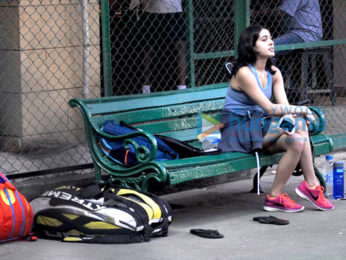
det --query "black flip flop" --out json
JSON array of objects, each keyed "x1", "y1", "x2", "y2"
[
  {"x1": 190, "y1": 229, "x2": 224, "y2": 239},
  {"x1": 253, "y1": 216, "x2": 289, "y2": 225}
]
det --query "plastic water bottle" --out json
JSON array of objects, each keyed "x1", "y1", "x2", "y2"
[
  {"x1": 201, "y1": 134, "x2": 220, "y2": 151},
  {"x1": 324, "y1": 155, "x2": 333, "y2": 197},
  {"x1": 333, "y1": 161, "x2": 344, "y2": 200}
]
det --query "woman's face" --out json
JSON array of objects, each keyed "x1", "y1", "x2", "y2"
[{"x1": 254, "y1": 29, "x2": 275, "y2": 58}]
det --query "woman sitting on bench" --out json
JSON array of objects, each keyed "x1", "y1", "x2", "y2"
[{"x1": 218, "y1": 25, "x2": 334, "y2": 212}]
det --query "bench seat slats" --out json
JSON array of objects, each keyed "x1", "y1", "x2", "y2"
[
  {"x1": 166, "y1": 153, "x2": 283, "y2": 185},
  {"x1": 160, "y1": 134, "x2": 333, "y2": 185},
  {"x1": 69, "y1": 85, "x2": 333, "y2": 192}
]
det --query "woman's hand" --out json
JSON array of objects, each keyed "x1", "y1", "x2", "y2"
[
  {"x1": 291, "y1": 106, "x2": 315, "y2": 125},
  {"x1": 303, "y1": 107, "x2": 315, "y2": 126},
  {"x1": 282, "y1": 114, "x2": 295, "y2": 123},
  {"x1": 280, "y1": 114, "x2": 295, "y2": 135}
]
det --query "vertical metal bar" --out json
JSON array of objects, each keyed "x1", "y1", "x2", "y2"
[
  {"x1": 184, "y1": 0, "x2": 195, "y2": 88},
  {"x1": 301, "y1": 52, "x2": 309, "y2": 102},
  {"x1": 100, "y1": 0, "x2": 112, "y2": 97},
  {"x1": 81, "y1": 0, "x2": 90, "y2": 99},
  {"x1": 234, "y1": 0, "x2": 250, "y2": 57},
  {"x1": 322, "y1": 50, "x2": 336, "y2": 105}
]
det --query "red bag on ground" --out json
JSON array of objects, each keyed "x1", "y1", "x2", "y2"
[{"x1": 0, "y1": 171, "x2": 34, "y2": 242}]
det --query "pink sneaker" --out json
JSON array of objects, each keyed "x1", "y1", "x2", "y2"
[
  {"x1": 263, "y1": 193, "x2": 304, "y2": 212},
  {"x1": 295, "y1": 181, "x2": 334, "y2": 211}
]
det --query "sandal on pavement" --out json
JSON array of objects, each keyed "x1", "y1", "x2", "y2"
[
  {"x1": 253, "y1": 216, "x2": 289, "y2": 225},
  {"x1": 190, "y1": 229, "x2": 224, "y2": 239}
]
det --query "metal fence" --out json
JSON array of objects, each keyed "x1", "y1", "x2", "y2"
[
  {"x1": 104, "y1": 0, "x2": 346, "y2": 140},
  {"x1": 0, "y1": 0, "x2": 345, "y2": 178},
  {"x1": 0, "y1": 0, "x2": 101, "y2": 177}
]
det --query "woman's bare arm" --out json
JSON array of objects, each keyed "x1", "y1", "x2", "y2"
[{"x1": 234, "y1": 67, "x2": 312, "y2": 119}]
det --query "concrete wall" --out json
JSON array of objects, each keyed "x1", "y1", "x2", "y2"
[{"x1": 0, "y1": 0, "x2": 100, "y2": 152}]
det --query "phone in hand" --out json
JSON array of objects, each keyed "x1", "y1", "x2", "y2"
[{"x1": 278, "y1": 117, "x2": 295, "y2": 134}]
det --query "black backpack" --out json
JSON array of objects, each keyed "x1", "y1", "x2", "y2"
[{"x1": 30, "y1": 184, "x2": 172, "y2": 243}]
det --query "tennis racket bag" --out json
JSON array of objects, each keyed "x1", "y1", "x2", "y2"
[
  {"x1": 0, "y1": 171, "x2": 34, "y2": 243},
  {"x1": 30, "y1": 184, "x2": 172, "y2": 243}
]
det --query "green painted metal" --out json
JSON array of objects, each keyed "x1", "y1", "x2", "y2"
[
  {"x1": 275, "y1": 39, "x2": 346, "y2": 52},
  {"x1": 163, "y1": 133, "x2": 333, "y2": 185},
  {"x1": 83, "y1": 84, "x2": 228, "y2": 115},
  {"x1": 183, "y1": 0, "x2": 250, "y2": 87},
  {"x1": 69, "y1": 87, "x2": 333, "y2": 192},
  {"x1": 100, "y1": 0, "x2": 112, "y2": 97},
  {"x1": 308, "y1": 106, "x2": 326, "y2": 135},
  {"x1": 330, "y1": 133, "x2": 346, "y2": 150},
  {"x1": 234, "y1": 0, "x2": 250, "y2": 56},
  {"x1": 181, "y1": 1, "x2": 346, "y2": 78},
  {"x1": 194, "y1": 50, "x2": 236, "y2": 60},
  {"x1": 184, "y1": 0, "x2": 195, "y2": 89},
  {"x1": 195, "y1": 39, "x2": 346, "y2": 60}
]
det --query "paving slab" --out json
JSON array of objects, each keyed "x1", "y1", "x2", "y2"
[{"x1": 1, "y1": 152, "x2": 345, "y2": 260}]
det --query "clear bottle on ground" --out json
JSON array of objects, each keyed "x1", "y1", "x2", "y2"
[{"x1": 324, "y1": 155, "x2": 333, "y2": 197}]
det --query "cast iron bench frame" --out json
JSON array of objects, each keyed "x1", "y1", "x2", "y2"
[{"x1": 69, "y1": 83, "x2": 333, "y2": 192}]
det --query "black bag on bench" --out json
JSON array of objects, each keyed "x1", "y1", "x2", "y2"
[
  {"x1": 100, "y1": 121, "x2": 221, "y2": 166},
  {"x1": 154, "y1": 134, "x2": 222, "y2": 158},
  {"x1": 118, "y1": 121, "x2": 222, "y2": 158}
]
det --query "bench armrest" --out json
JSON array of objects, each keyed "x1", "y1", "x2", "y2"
[
  {"x1": 98, "y1": 128, "x2": 159, "y2": 164},
  {"x1": 69, "y1": 98, "x2": 158, "y2": 164},
  {"x1": 308, "y1": 106, "x2": 325, "y2": 135}
]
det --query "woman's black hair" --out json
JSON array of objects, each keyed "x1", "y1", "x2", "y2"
[{"x1": 231, "y1": 24, "x2": 276, "y2": 77}]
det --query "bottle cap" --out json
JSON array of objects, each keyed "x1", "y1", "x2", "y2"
[
  {"x1": 333, "y1": 161, "x2": 344, "y2": 167},
  {"x1": 325, "y1": 155, "x2": 333, "y2": 160}
]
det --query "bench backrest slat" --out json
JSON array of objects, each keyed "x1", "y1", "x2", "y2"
[
  {"x1": 92, "y1": 99, "x2": 224, "y2": 130},
  {"x1": 159, "y1": 128, "x2": 200, "y2": 142},
  {"x1": 71, "y1": 85, "x2": 228, "y2": 145},
  {"x1": 85, "y1": 85, "x2": 228, "y2": 115}
]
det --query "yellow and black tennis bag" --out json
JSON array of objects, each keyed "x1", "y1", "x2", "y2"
[{"x1": 30, "y1": 185, "x2": 172, "y2": 243}]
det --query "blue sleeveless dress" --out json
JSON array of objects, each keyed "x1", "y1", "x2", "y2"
[{"x1": 218, "y1": 65, "x2": 273, "y2": 153}]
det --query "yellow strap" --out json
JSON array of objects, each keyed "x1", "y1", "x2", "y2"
[
  {"x1": 117, "y1": 189, "x2": 162, "y2": 220},
  {"x1": 63, "y1": 237, "x2": 83, "y2": 242},
  {"x1": 84, "y1": 221, "x2": 120, "y2": 230}
]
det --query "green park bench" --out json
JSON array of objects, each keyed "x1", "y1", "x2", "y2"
[{"x1": 69, "y1": 83, "x2": 333, "y2": 192}]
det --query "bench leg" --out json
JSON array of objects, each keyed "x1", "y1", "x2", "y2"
[
  {"x1": 251, "y1": 164, "x2": 326, "y2": 195},
  {"x1": 102, "y1": 166, "x2": 168, "y2": 192},
  {"x1": 251, "y1": 166, "x2": 269, "y2": 193},
  {"x1": 94, "y1": 162, "x2": 104, "y2": 184},
  {"x1": 107, "y1": 175, "x2": 145, "y2": 191}
]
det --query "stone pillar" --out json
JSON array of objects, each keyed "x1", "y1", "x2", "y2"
[{"x1": 0, "y1": 0, "x2": 100, "y2": 152}]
